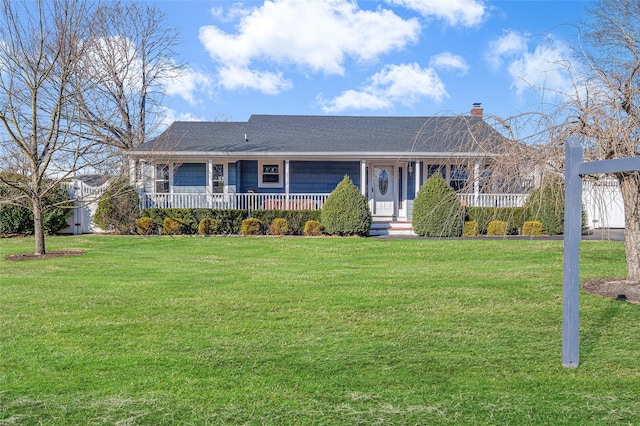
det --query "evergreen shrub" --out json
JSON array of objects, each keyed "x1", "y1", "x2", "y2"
[
  {"x1": 269, "y1": 218, "x2": 289, "y2": 235},
  {"x1": 198, "y1": 218, "x2": 221, "y2": 235},
  {"x1": 412, "y1": 174, "x2": 464, "y2": 237},
  {"x1": 463, "y1": 221, "x2": 478, "y2": 237},
  {"x1": 321, "y1": 176, "x2": 371, "y2": 236},
  {"x1": 241, "y1": 218, "x2": 263, "y2": 235},
  {"x1": 0, "y1": 178, "x2": 72, "y2": 235},
  {"x1": 303, "y1": 220, "x2": 322, "y2": 236},
  {"x1": 522, "y1": 221, "x2": 543, "y2": 236},
  {"x1": 141, "y1": 208, "x2": 247, "y2": 234},
  {"x1": 162, "y1": 217, "x2": 183, "y2": 235},
  {"x1": 94, "y1": 178, "x2": 140, "y2": 234},
  {"x1": 135, "y1": 217, "x2": 156, "y2": 235},
  {"x1": 466, "y1": 207, "x2": 525, "y2": 235},
  {"x1": 250, "y1": 210, "x2": 321, "y2": 235},
  {"x1": 524, "y1": 178, "x2": 565, "y2": 236},
  {"x1": 487, "y1": 220, "x2": 508, "y2": 236}
]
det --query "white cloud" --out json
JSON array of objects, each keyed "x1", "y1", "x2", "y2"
[
  {"x1": 429, "y1": 52, "x2": 469, "y2": 76},
  {"x1": 217, "y1": 65, "x2": 292, "y2": 94},
  {"x1": 199, "y1": 0, "x2": 420, "y2": 94},
  {"x1": 486, "y1": 30, "x2": 529, "y2": 68},
  {"x1": 387, "y1": 0, "x2": 487, "y2": 27},
  {"x1": 507, "y1": 40, "x2": 573, "y2": 97},
  {"x1": 318, "y1": 63, "x2": 448, "y2": 113},
  {"x1": 163, "y1": 67, "x2": 215, "y2": 105}
]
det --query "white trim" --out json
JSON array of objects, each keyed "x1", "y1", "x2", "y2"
[{"x1": 129, "y1": 151, "x2": 496, "y2": 160}]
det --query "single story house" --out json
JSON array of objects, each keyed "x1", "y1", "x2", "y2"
[{"x1": 126, "y1": 105, "x2": 521, "y2": 233}]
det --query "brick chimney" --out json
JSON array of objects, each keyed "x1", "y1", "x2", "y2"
[{"x1": 471, "y1": 102, "x2": 483, "y2": 118}]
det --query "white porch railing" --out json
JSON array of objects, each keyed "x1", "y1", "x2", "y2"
[
  {"x1": 139, "y1": 192, "x2": 529, "y2": 211},
  {"x1": 139, "y1": 192, "x2": 331, "y2": 211},
  {"x1": 459, "y1": 193, "x2": 529, "y2": 208}
]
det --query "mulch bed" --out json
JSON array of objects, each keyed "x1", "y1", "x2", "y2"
[
  {"x1": 5, "y1": 250, "x2": 85, "y2": 262},
  {"x1": 582, "y1": 279, "x2": 640, "y2": 304}
]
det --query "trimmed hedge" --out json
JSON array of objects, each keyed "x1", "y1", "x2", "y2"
[
  {"x1": 487, "y1": 220, "x2": 508, "y2": 236},
  {"x1": 250, "y1": 210, "x2": 321, "y2": 235},
  {"x1": 241, "y1": 218, "x2": 262, "y2": 235},
  {"x1": 522, "y1": 220, "x2": 543, "y2": 236},
  {"x1": 303, "y1": 220, "x2": 322, "y2": 236},
  {"x1": 465, "y1": 207, "x2": 525, "y2": 235},
  {"x1": 141, "y1": 208, "x2": 248, "y2": 235},
  {"x1": 463, "y1": 221, "x2": 478, "y2": 237},
  {"x1": 135, "y1": 217, "x2": 155, "y2": 235}
]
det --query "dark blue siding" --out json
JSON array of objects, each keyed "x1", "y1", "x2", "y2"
[
  {"x1": 407, "y1": 162, "x2": 416, "y2": 199},
  {"x1": 174, "y1": 163, "x2": 206, "y2": 186},
  {"x1": 290, "y1": 161, "x2": 360, "y2": 193},
  {"x1": 228, "y1": 162, "x2": 237, "y2": 186}
]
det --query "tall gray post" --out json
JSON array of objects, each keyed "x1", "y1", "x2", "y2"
[{"x1": 563, "y1": 138, "x2": 583, "y2": 368}]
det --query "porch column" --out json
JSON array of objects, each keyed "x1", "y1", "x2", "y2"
[
  {"x1": 285, "y1": 160, "x2": 290, "y2": 210},
  {"x1": 360, "y1": 160, "x2": 367, "y2": 197},
  {"x1": 473, "y1": 161, "x2": 480, "y2": 206},
  {"x1": 128, "y1": 158, "x2": 136, "y2": 186},
  {"x1": 207, "y1": 160, "x2": 214, "y2": 208},
  {"x1": 414, "y1": 161, "x2": 421, "y2": 193}
]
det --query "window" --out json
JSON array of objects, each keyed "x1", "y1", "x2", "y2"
[
  {"x1": 259, "y1": 161, "x2": 283, "y2": 188},
  {"x1": 212, "y1": 164, "x2": 224, "y2": 193},
  {"x1": 450, "y1": 165, "x2": 469, "y2": 192},
  {"x1": 155, "y1": 164, "x2": 169, "y2": 193},
  {"x1": 426, "y1": 164, "x2": 445, "y2": 179}
]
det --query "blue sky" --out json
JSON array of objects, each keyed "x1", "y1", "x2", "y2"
[{"x1": 156, "y1": 0, "x2": 593, "y2": 125}]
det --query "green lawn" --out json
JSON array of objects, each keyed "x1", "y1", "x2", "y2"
[{"x1": 1, "y1": 236, "x2": 638, "y2": 425}]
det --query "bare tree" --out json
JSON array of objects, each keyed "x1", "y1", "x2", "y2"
[
  {"x1": 0, "y1": 0, "x2": 110, "y2": 255},
  {"x1": 75, "y1": 0, "x2": 183, "y2": 164}
]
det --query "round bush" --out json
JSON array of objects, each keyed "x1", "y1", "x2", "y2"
[
  {"x1": 463, "y1": 221, "x2": 478, "y2": 237},
  {"x1": 412, "y1": 174, "x2": 464, "y2": 237},
  {"x1": 198, "y1": 217, "x2": 221, "y2": 235},
  {"x1": 135, "y1": 217, "x2": 156, "y2": 235},
  {"x1": 269, "y1": 218, "x2": 289, "y2": 235},
  {"x1": 321, "y1": 176, "x2": 371, "y2": 236},
  {"x1": 303, "y1": 220, "x2": 322, "y2": 236},
  {"x1": 240, "y1": 218, "x2": 262, "y2": 235},
  {"x1": 487, "y1": 220, "x2": 508, "y2": 236},
  {"x1": 522, "y1": 220, "x2": 543, "y2": 236},
  {"x1": 162, "y1": 217, "x2": 183, "y2": 235}
]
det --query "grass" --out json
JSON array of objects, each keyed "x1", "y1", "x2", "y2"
[{"x1": 0, "y1": 235, "x2": 638, "y2": 425}]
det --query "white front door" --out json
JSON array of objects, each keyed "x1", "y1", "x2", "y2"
[{"x1": 373, "y1": 165, "x2": 395, "y2": 216}]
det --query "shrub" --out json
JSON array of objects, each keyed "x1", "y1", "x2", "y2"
[
  {"x1": 412, "y1": 174, "x2": 464, "y2": 237},
  {"x1": 463, "y1": 221, "x2": 478, "y2": 237},
  {"x1": 321, "y1": 176, "x2": 371, "y2": 236},
  {"x1": 522, "y1": 220, "x2": 543, "y2": 236},
  {"x1": 465, "y1": 207, "x2": 525, "y2": 235},
  {"x1": 135, "y1": 217, "x2": 156, "y2": 235},
  {"x1": 198, "y1": 217, "x2": 222, "y2": 235},
  {"x1": 487, "y1": 220, "x2": 508, "y2": 236},
  {"x1": 524, "y1": 178, "x2": 565, "y2": 236},
  {"x1": 141, "y1": 209, "x2": 248, "y2": 235},
  {"x1": 94, "y1": 178, "x2": 140, "y2": 234},
  {"x1": 162, "y1": 217, "x2": 183, "y2": 235},
  {"x1": 0, "y1": 177, "x2": 72, "y2": 235},
  {"x1": 241, "y1": 218, "x2": 262, "y2": 235},
  {"x1": 303, "y1": 220, "x2": 322, "y2": 236},
  {"x1": 269, "y1": 218, "x2": 289, "y2": 235},
  {"x1": 251, "y1": 210, "x2": 322, "y2": 235}
]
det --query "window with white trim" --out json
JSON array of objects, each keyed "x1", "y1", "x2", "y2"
[
  {"x1": 258, "y1": 161, "x2": 283, "y2": 188},
  {"x1": 212, "y1": 163, "x2": 224, "y2": 193},
  {"x1": 155, "y1": 164, "x2": 169, "y2": 193}
]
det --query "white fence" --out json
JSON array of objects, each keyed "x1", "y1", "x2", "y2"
[
  {"x1": 139, "y1": 192, "x2": 330, "y2": 211},
  {"x1": 459, "y1": 193, "x2": 529, "y2": 208}
]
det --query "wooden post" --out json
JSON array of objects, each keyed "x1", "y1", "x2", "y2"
[{"x1": 563, "y1": 138, "x2": 583, "y2": 368}]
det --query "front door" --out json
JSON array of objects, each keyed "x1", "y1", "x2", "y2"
[{"x1": 373, "y1": 165, "x2": 395, "y2": 216}]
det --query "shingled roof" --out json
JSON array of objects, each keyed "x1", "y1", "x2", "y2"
[{"x1": 132, "y1": 114, "x2": 501, "y2": 158}]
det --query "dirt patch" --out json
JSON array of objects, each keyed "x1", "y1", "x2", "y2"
[
  {"x1": 5, "y1": 250, "x2": 85, "y2": 262},
  {"x1": 582, "y1": 278, "x2": 640, "y2": 304}
]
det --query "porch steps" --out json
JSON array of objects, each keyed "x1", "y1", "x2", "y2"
[{"x1": 370, "y1": 221, "x2": 416, "y2": 237}]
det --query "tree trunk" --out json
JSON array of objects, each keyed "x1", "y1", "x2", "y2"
[
  {"x1": 32, "y1": 195, "x2": 46, "y2": 256},
  {"x1": 619, "y1": 174, "x2": 640, "y2": 281}
]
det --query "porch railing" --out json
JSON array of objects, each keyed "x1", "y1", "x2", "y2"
[
  {"x1": 139, "y1": 192, "x2": 529, "y2": 211},
  {"x1": 139, "y1": 192, "x2": 331, "y2": 211}
]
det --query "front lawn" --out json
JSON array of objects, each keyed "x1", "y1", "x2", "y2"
[{"x1": 1, "y1": 236, "x2": 638, "y2": 424}]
